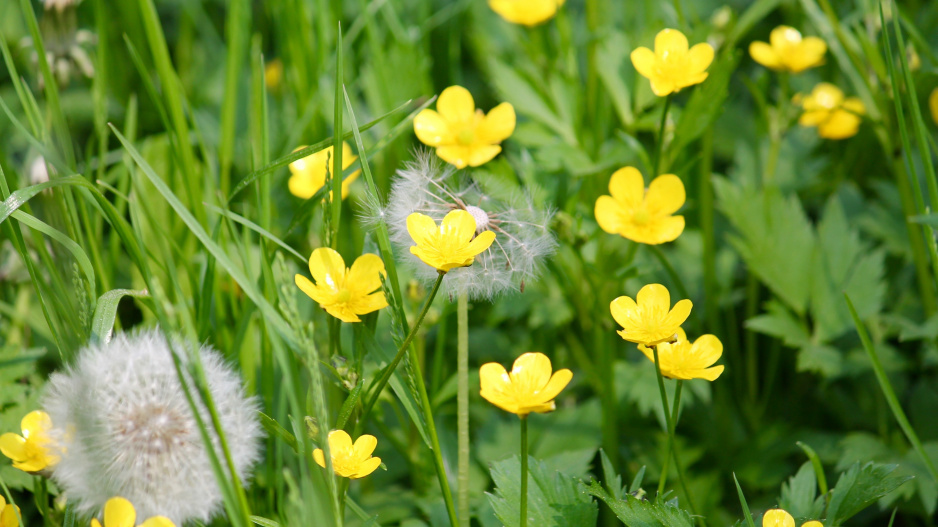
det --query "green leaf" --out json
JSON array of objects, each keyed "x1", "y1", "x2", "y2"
[
  {"x1": 90, "y1": 288, "x2": 149, "y2": 343},
  {"x1": 595, "y1": 32, "x2": 634, "y2": 127},
  {"x1": 487, "y1": 456, "x2": 598, "y2": 527},
  {"x1": 713, "y1": 179, "x2": 815, "y2": 315},
  {"x1": 745, "y1": 300, "x2": 810, "y2": 348},
  {"x1": 826, "y1": 462, "x2": 912, "y2": 525},
  {"x1": 671, "y1": 51, "x2": 740, "y2": 157},
  {"x1": 778, "y1": 462, "x2": 820, "y2": 520},
  {"x1": 733, "y1": 473, "x2": 757, "y2": 527},
  {"x1": 257, "y1": 412, "x2": 298, "y2": 453},
  {"x1": 796, "y1": 344, "x2": 843, "y2": 377},
  {"x1": 487, "y1": 59, "x2": 577, "y2": 146},
  {"x1": 600, "y1": 449, "x2": 625, "y2": 500},
  {"x1": 587, "y1": 480, "x2": 693, "y2": 527}
]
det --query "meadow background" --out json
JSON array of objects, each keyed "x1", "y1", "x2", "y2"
[{"x1": 1, "y1": 0, "x2": 938, "y2": 525}]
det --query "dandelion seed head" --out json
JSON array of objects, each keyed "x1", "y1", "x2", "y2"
[
  {"x1": 43, "y1": 330, "x2": 262, "y2": 525},
  {"x1": 381, "y1": 150, "x2": 556, "y2": 300}
]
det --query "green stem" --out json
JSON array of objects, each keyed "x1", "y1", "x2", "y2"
[
  {"x1": 356, "y1": 272, "x2": 444, "y2": 426},
  {"x1": 668, "y1": 381, "x2": 698, "y2": 520},
  {"x1": 520, "y1": 415, "x2": 529, "y2": 527},
  {"x1": 652, "y1": 346, "x2": 674, "y2": 499},
  {"x1": 651, "y1": 94, "x2": 672, "y2": 177},
  {"x1": 457, "y1": 292, "x2": 470, "y2": 527},
  {"x1": 647, "y1": 245, "x2": 690, "y2": 302}
]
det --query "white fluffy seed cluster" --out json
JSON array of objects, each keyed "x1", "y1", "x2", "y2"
[
  {"x1": 381, "y1": 150, "x2": 556, "y2": 300},
  {"x1": 43, "y1": 330, "x2": 262, "y2": 525}
]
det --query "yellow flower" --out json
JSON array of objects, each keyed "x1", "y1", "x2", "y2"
[
  {"x1": 594, "y1": 167, "x2": 685, "y2": 245},
  {"x1": 406, "y1": 210, "x2": 496, "y2": 272},
  {"x1": 287, "y1": 142, "x2": 360, "y2": 199},
  {"x1": 0, "y1": 410, "x2": 59, "y2": 472},
  {"x1": 295, "y1": 248, "x2": 388, "y2": 323},
  {"x1": 637, "y1": 328, "x2": 724, "y2": 381},
  {"x1": 631, "y1": 29, "x2": 714, "y2": 97},
  {"x1": 801, "y1": 523, "x2": 823, "y2": 527},
  {"x1": 763, "y1": 510, "x2": 795, "y2": 527},
  {"x1": 479, "y1": 352, "x2": 573, "y2": 416},
  {"x1": 0, "y1": 496, "x2": 19, "y2": 527},
  {"x1": 929, "y1": 88, "x2": 938, "y2": 126},
  {"x1": 749, "y1": 26, "x2": 826, "y2": 73},
  {"x1": 313, "y1": 430, "x2": 381, "y2": 479},
  {"x1": 488, "y1": 0, "x2": 566, "y2": 26},
  {"x1": 413, "y1": 86, "x2": 516, "y2": 169},
  {"x1": 264, "y1": 58, "x2": 283, "y2": 91},
  {"x1": 90, "y1": 497, "x2": 175, "y2": 527},
  {"x1": 610, "y1": 284, "x2": 692, "y2": 346},
  {"x1": 798, "y1": 83, "x2": 865, "y2": 140}
]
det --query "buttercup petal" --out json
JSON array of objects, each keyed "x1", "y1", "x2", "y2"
[
  {"x1": 800, "y1": 522, "x2": 823, "y2": 527},
  {"x1": 636, "y1": 284, "x2": 671, "y2": 312},
  {"x1": 770, "y1": 26, "x2": 802, "y2": 48},
  {"x1": 350, "y1": 292, "x2": 389, "y2": 316},
  {"x1": 21, "y1": 410, "x2": 51, "y2": 437},
  {"x1": 930, "y1": 88, "x2": 938, "y2": 125},
  {"x1": 749, "y1": 41, "x2": 781, "y2": 69},
  {"x1": 407, "y1": 213, "x2": 441, "y2": 248},
  {"x1": 288, "y1": 174, "x2": 319, "y2": 199},
  {"x1": 792, "y1": 37, "x2": 827, "y2": 72},
  {"x1": 630, "y1": 47, "x2": 658, "y2": 79},
  {"x1": 139, "y1": 517, "x2": 176, "y2": 527},
  {"x1": 645, "y1": 174, "x2": 685, "y2": 215},
  {"x1": 353, "y1": 434, "x2": 378, "y2": 459},
  {"x1": 295, "y1": 275, "x2": 332, "y2": 306},
  {"x1": 842, "y1": 97, "x2": 865, "y2": 115},
  {"x1": 328, "y1": 429, "x2": 354, "y2": 451},
  {"x1": 666, "y1": 298, "x2": 694, "y2": 328},
  {"x1": 347, "y1": 254, "x2": 385, "y2": 296},
  {"x1": 689, "y1": 334, "x2": 723, "y2": 367},
  {"x1": 655, "y1": 28, "x2": 688, "y2": 58},
  {"x1": 818, "y1": 110, "x2": 861, "y2": 139},
  {"x1": 435, "y1": 145, "x2": 471, "y2": 168},
  {"x1": 313, "y1": 449, "x2": 326, "y2": 468},
  {"x1": 609, "y1": 296, "x2": 639, "y2": 328},
  {"x1": 650, "y1": 77, "x2": 676, "y2": 97},
  {"x1": 475, "y1": 103, "x2": 516, "y2": 144},
  {"x1": 799, "y1": 109, "x2": 830, "y2": 127},
  {"x1": 309, "y1": 248, "x2": 346, "y2": 291},
  {"x1": 608, "y1": 166, "x2": 645, "y2": 206},
  {"x1": 1, "y1": 505, "x2": 18, "y2": 527},
  {"x1": 414, "y1": 109, "x2": 453, "y2": 147},
  {"x1": 538, "y1": 368, "x2": 573, "y2": 403},
  {"x1": 0, "y1": 434, "x2": 26, "y2": 462},
  {"x1": 763, "y1": 509, "x2": 795, "y2": 527},
  {"x1": 594, "y1": 196, "x2": 624, "y2": 235},
  {"x1": 510, "y1": 352, "x2": 553, "y2": 394},
  {"x1": 353, "y1": 456, "x2": 382, "y2": 479},
  {"x1": 103, "y1": 497, "x2": 136, "y2": 527},
  {"x1": 437, "y1": 86, "x2": 475, "y2": 124},
  {"x1": 687, "y1": 43, "x2": 714, "y2": 73},
  {"x1": 467, "y1": 144, "x2": 503, "y2": 167},
  {"x1": 323, "y1": 305, "x2": 362, "y2": 323},
  {"x1": 441, "y1": 210, "x2": 478, "y2": 243},
  {"x1": 465, "y1": 230, "x2": 496, "y2": 258},
  {"x1": 688, "y1": 365, "x2": 724, "y2": 381},
  {"x1": 649, "y1": 215, "x2": 684, "y2": 244}
]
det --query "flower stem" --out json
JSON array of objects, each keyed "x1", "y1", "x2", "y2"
[
  {"x1": 356, "y1": 272, "x2": 444, "y2": 428},
  {"x1": 520, "y1": 415, "x2": 529, "y2": 527},
  {"x1": 457, "y1": 292, "x2": 470, "y2": 527},
  {"x1": 652, "y1": 345, "x2": 674, "y2": 500},
  {"x1": 651, "y1": 94, "x2": 672, "y2": 178}
]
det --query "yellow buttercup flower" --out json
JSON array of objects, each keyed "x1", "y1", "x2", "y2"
[
  {"x1": 480, "y1": 352, "x2": 573, "y2": 416},
  {"x1": 288, "y1": 142, "x2": 360, "y2": 199},
  {"x1": 413, "y1": 86, "x2": 516, "y2": 169},
  {"x1": 594, "y1": 167, "x2": 685, "y2": 245},
  {"x1": 929, "y1": 88, "x2": 938, "y2": 126},
  {"x1": 631, "y1": 29, "x2": 714, "y2": 97},
  {"x1": 264, "y1": 58, "x2": 284, "y2": 91},
  {"x1": 406, "y1": 210, "x2": 496, "y2": 272},
  {"x1": 610, "y1": 284, "x2": 692, "y2": 347},
  {"x1": 488, "y1": 0, "x2": 566, "y2": 26},
  {"x1": 90, "y1": 497, "x2": 175, "y2": 527},
  {"x1": 313, "y1": 430, "x2": 381, "y2": 479},
  {"x1": 0, "y1": 410, "x2": 59, "y2": 472},
  {"x1": 0, "y1": 496, "x2": 19, "y2": 527},
  {"x1": 295, "y1": 248, "x2": 388, "y2": 323},
  {"x1": 763, "y1": 510, "x2": 795, "y2": 527},
  {"x1": 798, "y1": 83, "x2": 865, "y2": 140},
  {"x1": 749, "y1": 26, "x2": 827, "y2": 73},
  {"x1": 637, "y1": 328, "x2": 724, "y2": 381},
  {"x1": 801, "y1": 522, "x2": 823, "y2": 527}
]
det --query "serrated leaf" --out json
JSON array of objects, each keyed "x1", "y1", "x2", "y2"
[
  {"x1": 745, "y1": 300, "x2": 810, "y2": 348},
  {"x1": 779, "y1": 462, "x2": 820, "y2": 519},
  {"x1": 826, "y1": 462, "x2": 912, "y2": 525},
  {"x1": 487, "y1": 455, "x2": 598, "y2": 527},
  {"x1": 587, "y1": 481, "x2": 693, "y2": 527},
  {"x1": 600, "y1": 449, "x2": 625, "y2": 500},
  {"x1": 796, "y1": 344, "x2": 843, "y2": 377}
]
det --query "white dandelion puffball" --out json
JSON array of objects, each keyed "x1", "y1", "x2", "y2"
[
  {"x1": 43, "y1": 330, "x2": 262, "y2": 525},
  {"x1": 381, "y1": 150, "x2": 556, "y2": 300}
]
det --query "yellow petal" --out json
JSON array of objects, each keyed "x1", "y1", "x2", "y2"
[
  {"x1": 800, "y1": 522, "x2": 823, "y2": 527},
  {"x1": 636, "y1": 283, "x2": 671, "y2": 312},
  {"x1": 510, "y1": 352, "x2": 553, "y2": 394},
  {"x1": 687, "y1": 365, "x2": 724, "y2": 381},
  {"x1": 0, "y1": 505, "x2": 15, "y2": 527},
  {"x1": 313, "y1": 449, "x2": 326, "y2": 468},
  {"x1": 609, "y1": 295, "x2": 639, "y2": 328},
  {"x1": 642, "y1": 215, "x2": 685, "y2": 245},
  {"x1": 655, "y1": 29, "x2": 688, "y2": 58},
  {"x1": 323, "y1": 305, "x2": 362, "y2": 323},
  {"x1": 435, "y1": 145, "x2": 472, "y2": 168},
  {"x1": 789, "y1": 37, "x2": 826, "y2": 72},
  {"x1": 437, "y1": 86, "x2": 475, "y2": 124},
  {"x1": 799, "y1": 109, "x2": 830, "y2": 127},
  {"x1": 0, "y1": 434, "x2": 26, "y2": 463},
  {"x1": 309, "y1": 248, "x2": 347, "y2": 291},
  {"x1": 608, "y1": 166, "x2": 645, "y2": 205},
  {"x1": 630, "y1": 47, "x2": 657, "y2": 80},
  {"x1": 763, "y1": 509, "x2": 795, "y2": 527},
  {"x1": 407, "y1": 213, "x2": 439, "y2": 248},
  {"x1": 21, "y1": 411, "x2": 51, "y2": 437},
  {"x1": 139, "y1": 517, "x2": 176, "y2": 527},
  {"x1": 92, "y1": 520, "x2": 102, "y2": 527},
  {"x1": 465, "y1": 230, "x2": 496, "y2": 258},
  {"x1": 805, "y1": 83, "x2": 844, "y2": 110},
  {"x1": 770, "y1": 26, "x2": 802, "y2": 49},
  {"x1": 842, "y1": 97, "x2": 865, "y2": 116},
  {"x1": 288, "y1": 174, "x2": 320, "y2": 199},
  {"x1": 349, "y1": 292, "x2": 389, "y2": 318},
  {"x1": 537, "y1": 368, "x2": 573, "y2": 403},
  {"x1": 666, "y1": 298, "x2": 694, "y2": 329},
  {"x1": 295, "y1": 274, "x2": 332, "y2": 307},
  {"x1": 340, "y1": 142, "x2": 358, "y2": 170},
  {"x1": 351, "y1": 456, "x2": 382, "y2": 479},
  {"x1": 441, "y1": 209, "x2": 478, "y2": 243},
  {"x1": 328, "y1": 429, "x2": 354, "y2": 451},
  {"x1": 475, "y1": 102, "x2": 516, "y2": 144},
  {"x1": 414, "y1": 109, "x2": 453, "y2": 147},
  {"x1": 467, "y1": 144, "x2": 503, "y2": 167},
  {"x1": 353, "y1": 434, "x2": 378, "y2": 460},
  {"x1": 103, "y1": 497, "x2": 136, "y2": 527},
  {"x1": 649, "y1": 78, "x2": 677, "y2": 97},
  {"x1": 930, "y1": 88, "x2": 938, "y2": 126},
  {"x1": 594, "y1": 196, "x2": 624, "y2": 235},
  {"x1": 749, "y1": 41, "x2": 781, "y2": 70},
  {"x1": 818, "y1": 109, "x2": 861, "y2": 139},
  {"x1": 346, "y1": 254, "x2": 385, "y2": 297},
  {"x1": 689, "y1": 334, "x2": 723, "y2": 367},
  {"x1": 687, "y1": 43, "x2": 714, "y2": 74},
  {"x1": 645, "y1": 174, "x2": 685, "y2": 215}
]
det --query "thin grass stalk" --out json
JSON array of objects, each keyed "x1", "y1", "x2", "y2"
[
  {"x1": 218, "y1": 0, "x2": 248, "y2": 197},
  {"x1": 520, "y1": 415, "x2": 529, "y2": 527},
  {"x1": 651, "y1": 94, "x2": 672, "y2": 177},
  {"x1": 331, "y1": 24, "x2": 344, "y2": 249},
  {"x1": 457, "y1": 291, "x2": 470, "y2": 527},
  {"x1": 652, "y1": 345, "x2": 674, "y2": 499}
]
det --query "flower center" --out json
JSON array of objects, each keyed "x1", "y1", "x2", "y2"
[
  {"x1": 465, "y1": 205, "x2": 490, "y2": 232},
  {"x1": 456, "y1": 128, "x2": 475, "y2": 146},
  {"x1": 632, "y1": 209, "x2": 651, "y2": 226},
  {"x1": 336, "y1": 289, "x2": 352, "y2": 303}
]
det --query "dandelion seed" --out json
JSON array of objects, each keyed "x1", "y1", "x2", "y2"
[
  {"x1": 42, "y1": 330, "x2": 262, "y2": 525},
  {"x1": 382, "y1": 151, "x2": 556, "y2": 300}
]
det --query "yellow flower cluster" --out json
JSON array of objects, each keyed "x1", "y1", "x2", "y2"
[
  {"x1": 763, "y1": 508, "x2": 822, "y2": 527},
  {"x1": 288, "y1": 142, "x2": 360, "y2": 200},
  {"x1": 749, "y1": 26, "x2": 826, "y2": 73},
  {"x1": 0, "y1": 410, "x2": 59, "y2": 472},
  {"x1": 488, "y1": 0, "x2": 566, "y2": 26},
  {"x1": 313, "y1": 430, "x2": 382, "y2": 480},
  {"x1": 91, "y1": 497, "x2": 175, "y2": 527},
  {"x1": 797, "y1": 83, "x2": 865, "y2": 140},
  {"x1": 0, "y1": 496, "x2": 18, "y2": 527}
]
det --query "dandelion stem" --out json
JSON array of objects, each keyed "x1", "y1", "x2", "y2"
[
  {"x1": 457, "y1": 292, "x2": 470, "y2": 527},
  {"x1": 520, "y1": 415, "x2": 529, "y2": 527},
  {"x1": 651, "y1": 94, "x2": 672, "y2": 178},
  {"x1": 652, "y1": 345, "x2": 674, "y2": 500},
  {"x1": 357, "y1": 272, "x2": 444, "y2": 427}
]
